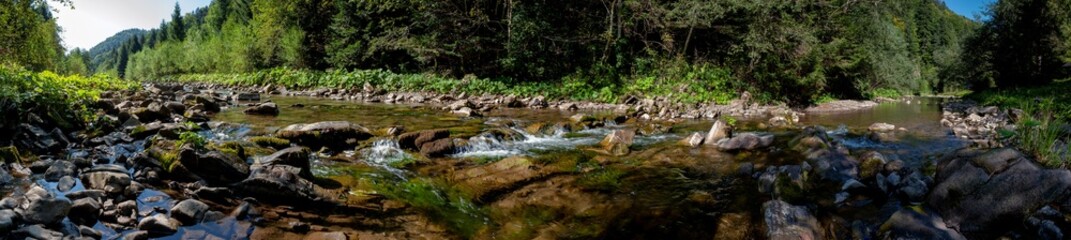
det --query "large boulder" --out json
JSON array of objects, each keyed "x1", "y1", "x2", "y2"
[
  {"x1": 762, "y1": 200, "x2": 823, "y2": 240},
  {"x1": 276, "y1": 121, "x2": 373, "y2": 151},
  {"x1": 879, "y1": 208, "x2": 965, "y2": 240},
  {"x1": 81, "y1": 164, "x2": 132, "y2": 194},
  {"x1": 715, "y1": 132, "x2": 774, "y2": 151},
  {"x1": 928, "y1": 148, "x2": 1071, "y2": 238},
  {"x1": 597, "y1": 129, "x2": 635, "y2": 156},
  {"x1": 450, "y1": 156, "x2": 545, "y2": 201},
  {"x1": 243, "y1": 102, "x2": 279, "y2": 116},
  {"x1": 178, "y1": 148, "x2": 250, "y2": 185}
]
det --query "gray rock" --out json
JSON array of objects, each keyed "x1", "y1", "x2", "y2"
[
  {"x1": 680, "y1": 132, "x2": 705, "y2": 147},
  {"x1": 258, "y1": 146, "x2": 310, "y2": 170},
  {"x1": 704, "y1": 120, "x2": 731, "y2": 145},
  {"x1": 81, "y1": 164, "x2": 131, "y2": 194},
  {"x1": 56, "y1": 175, "x2": 76, "y2": 192},
  {"x1": 879, "y1": 208, "x2": 965, "y2": 240},
  {"x1": 137, "y1": 214, "x2": 180, "y2": 237},
  {"x1": 79, "y1": 225, "x2": 103, "y2": 239},
  {"x1": 170, "y1": 199, "x2": 210, "y2": 225},
  {"x1": 716, "y1": 132, "x2": 774, "y2": 151},
  {"x1": 178, "y1": 148, "x2": 250, "y2": 185},
  {"x1": 17, "y1": 197, "x2": 71, "y2": 225},
  {"x1": 0, "y1": 209, "x2": 15, "y2": 231},
  {"x1": 69, "y1": 197, "x2": 101, "y2": 226},
  {"x1": 11, "y1": 224, "x2": 64, "y2": 240},
  {"x1": 235, "y1": 165, "x2": 321, "y2": 206},
  {"x1": 44, "y1": 160, "x2": 75, "y2": 181},
  {"x1": 929, "y1": 148, "x2": 1071, "y2": 238},
  {"x1": 763, "y1": 200, "x2": 822, "y2": 240},
  {"x1": 123, "y1": 230, "x2": 150, "y2": 240},
  {"x1": 452, "y1": 107, "x2": 481, "y2": 117}
]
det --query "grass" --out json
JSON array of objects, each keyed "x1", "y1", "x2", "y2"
[
  {"x1": 1002, "y1": 100, "x2": 1071, "y2": 168},
  {"x1": 176, "y1": 132, "x2": 207, "y2": 149},
  {"x1": 970, "y1": 82, "x2": 1071, "y2": 167},
  {"x1": 969, "y1": 81, "x2": 1071, "y2": 120}
]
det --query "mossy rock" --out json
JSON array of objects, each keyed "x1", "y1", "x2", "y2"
[{"x1": 0, "y1": 146, "x2": 22, "y2": 164}]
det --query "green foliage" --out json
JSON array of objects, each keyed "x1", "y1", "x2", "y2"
[
  {"x1": 149, "y1": 149, "x2": 180, "y2": 172},
  {"x1": 1003, "y1": 99, "x2": 1071, "y2": 168},
  {"x1": 0, "y1": 0, "x2": 65, "y2": 71},
  {"x1": 969, "y1": 81, "x2": 1071, "y2": 120},
  {"x1": 373, "y1": 177, "x2": 488, "y2": 237},
  {"x1": 176, "y1": 132, "x2": 207, "y2": 149},
  {"x1": 0, "y1": 66, "x2": 137, "y2": 130},
  {"x1": 961, "y1": 0, "x2": 1071, "y2": 90}
]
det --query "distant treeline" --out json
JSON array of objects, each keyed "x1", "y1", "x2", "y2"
[{"x1": 2, "y1": 0, "x2": 1069, "y2": 105}]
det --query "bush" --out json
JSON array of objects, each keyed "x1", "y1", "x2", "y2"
[{"x1": 0, "y1": 65, "x2": 137, "y2": 129}]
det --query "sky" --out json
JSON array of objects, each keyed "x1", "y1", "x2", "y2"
[
  {"x1": 943, "y1": 0, "x2": 996, "y2": 20},
  {"x1": 51, "y1": 0, "x2": 212, "y2": 51}
]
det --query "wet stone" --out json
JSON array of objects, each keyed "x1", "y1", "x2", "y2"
[
  {"x1": 69, "y1": 197, "x2": 102, "y2": 226},
  {"x1": 170, "y1": 199, "x2": 210, "y2": 225}
]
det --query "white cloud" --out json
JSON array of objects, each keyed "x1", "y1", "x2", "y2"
[{"x1": 51, "y1": 0, "x2": 212, "y2": 51}]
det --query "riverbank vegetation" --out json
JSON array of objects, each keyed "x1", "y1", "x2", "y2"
[
  {"x1": 76, "y1": 0, "x2": 977, "y2": 106},
  {"x1": 0, "y1": 66, "x2": 137, "y2": 131}
]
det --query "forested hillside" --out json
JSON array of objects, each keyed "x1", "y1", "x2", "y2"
[
  {"x1": 83, "y1": 0, "x2": 976, "y2": 105},
  {"x1": 3, "y1": 0, "x2": 1068, "y2": 106}
]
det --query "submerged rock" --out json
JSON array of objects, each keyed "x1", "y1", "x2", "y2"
[
  {"x1": 763, "y1": 200, "x2": 823, "y2": 240},
  {"x1": 451, "y1": 156, "x2": 544, "y2": 201},
  {"x1": 10, "y1": 224, "x2": 64, "y2": 240},
  {"x1": 929, "y1": 148, "x2": 1071, "y2": 238}
]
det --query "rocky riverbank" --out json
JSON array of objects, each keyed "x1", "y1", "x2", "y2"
[
  {"x1": 2, "y1": 83, "x2": 1068, "y2": 239},
  {"x1": 180, "y1": 82, "x2": 819, "y2": 122}
]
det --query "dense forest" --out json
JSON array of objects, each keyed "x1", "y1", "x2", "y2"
[{"x1": 3, "y1": 0, "x2": 1070, "y2": 105}]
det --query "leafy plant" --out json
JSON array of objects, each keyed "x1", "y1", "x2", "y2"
[{"x1": 176, "y1": 132, "x2": 207, "y2": 149}]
